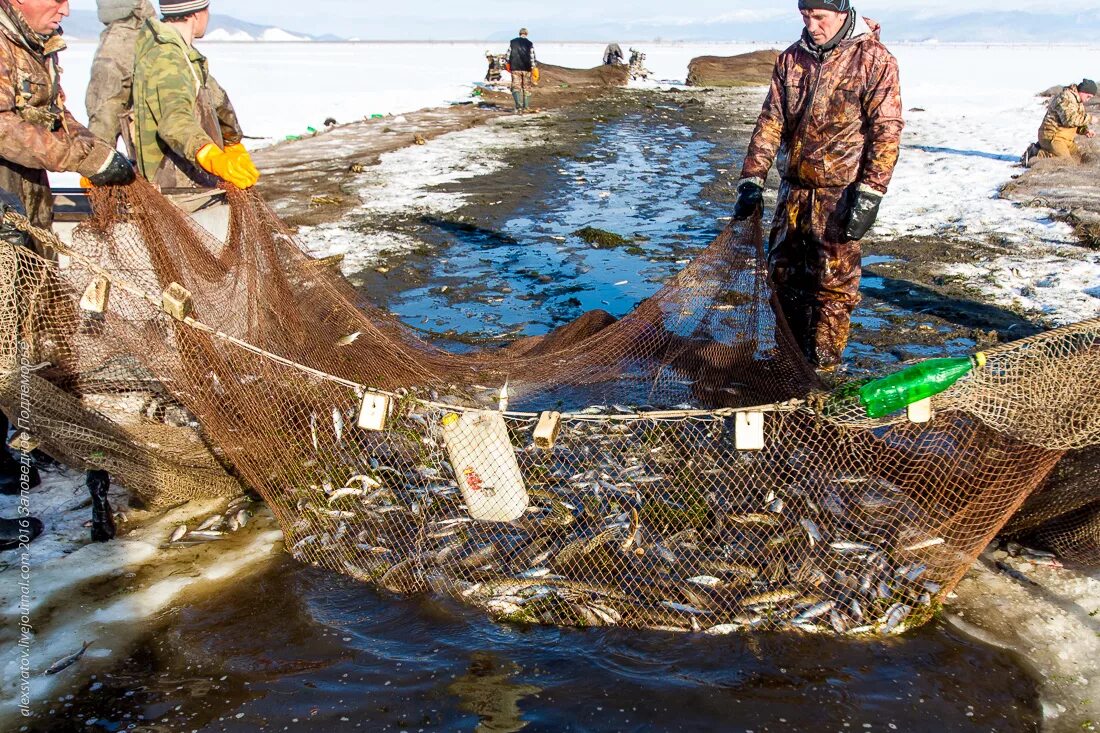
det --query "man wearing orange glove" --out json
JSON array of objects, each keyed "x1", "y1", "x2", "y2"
[{"x1": 131, "y1": 0, "x2": 258, "y2": 189}]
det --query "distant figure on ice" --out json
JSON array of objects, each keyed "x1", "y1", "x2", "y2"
[
  {"x1": 508, "y1": 27, "x2": 538, "y2": 113},
  {"x1": 86, "y1": 0, "x2": 156, "y2": 147},
  {"x1": 485, "y1": 50, "x2": 503, "y2": 83},
  {"x1": 1022, "y1": 79, "x2": 1097, "y2": 166},
  {"x1": 603, "y1": 43, "x2": 623, "y2": 66},
  {"x1": 628, "y1": 47, "x2": 649, "y2": 80},
  {"x1": 732, "y1": 0, "x2": 904, "y2": 372},
  {"x1": 132, "y1": 0, "x2": 259, "y2": 189}
]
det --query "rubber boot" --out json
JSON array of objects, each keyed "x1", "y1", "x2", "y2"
[
  {"x1": 0, "y1": 516, "x2": 44, "y2": 552},
  {"x1": 524, "y1": 93, "x2": 533, "y2": 111},
  {"x1": 88, "y1": 470, "x2": 116, "y2": 543},
  {"x1": 511, "y1": 91, "x2": 523, "y2": 113},
  {"x1": 0, "y1": 412, "x2": 40, "y2": 496}
]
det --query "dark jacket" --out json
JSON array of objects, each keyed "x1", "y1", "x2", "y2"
[
  {"x1": 740, "y1": 16, "x2": 904, "y2": 194},
  {"x1": 509, "y1": 37, "x2": 536, "y2": 72}
]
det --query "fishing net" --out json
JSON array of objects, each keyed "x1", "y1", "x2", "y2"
[{"x1": 1, "y1": 178, "x2": 1097, "y2": 635}]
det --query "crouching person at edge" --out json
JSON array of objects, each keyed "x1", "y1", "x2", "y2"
[
  {"x1": 132, "y1": 0, "x2": 258, "y2": 189},
  {"x1": 732, "y1": 0, "x2": 904, "y2": 373},
  {"x1": 1, "y1": 0, "x2": 137, "y2": 550}
]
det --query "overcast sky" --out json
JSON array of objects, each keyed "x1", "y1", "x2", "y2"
[{"x1": 66, "y1": 0, "x2": 1100, "y2": 38}]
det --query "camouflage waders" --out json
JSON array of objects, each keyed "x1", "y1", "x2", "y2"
[{"x1": 768, "y1": 184, "x2": 861, "y2": 370}]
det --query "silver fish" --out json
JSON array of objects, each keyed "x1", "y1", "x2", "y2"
[
  {"x1": 767, "y1": 498, "x2": 785, "y2": 514},
  {"x1": 187, "y1": 530, "x2": 227, "y2": 540},
  {"x1": 687, "y1": 575, "x2": 722, "y2": 588},
  {"x1": 795, "y1": 601, "x2": 835, "y2": 622},
  {"x1": 327, "y1": 487, "x2": 366, "y2": 504},
  {"x1": 830, "y1": 541, "x2": 874, "y2": 553},
  {"x1": 661, "y1": 601, "x2": 708, "y2": 615},
  {"x1": 882, "y1": 604, "x2": 912, "y2": 634},
  {"x1": 234, "y1": 509, "x2": 251, "y2": 528},
  {"x1": 169, "y1": 525, "x2": 188, "y2": 542},
  {"x1": 897, "y1": 563, "x2": 927, "y2": 582},
  {"x1": 45, "y1": 641, "x2": 92, "y2": 675},
  {"x1": 903, "y1": 537, "x2": 945, "y2": 552},
  {"x1": 196, "y1": 515, "x2": 223, "y2": 532},
  {"x1": 337, "y1": 331, "x2": 361, "y2": 347},
  {"x1": 800, "y1": 518, "x2": 822, "y2": 546},
  {"x1": 332, "y1": 408, "x2": 345, "y2": 445},
  {"x1": 309, "y1": 412, "x2": 320, "y2": 452}
]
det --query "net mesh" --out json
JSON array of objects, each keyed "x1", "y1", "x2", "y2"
[{"x1": 1, "y1": 179, "x2": 1097, "y2": 634}]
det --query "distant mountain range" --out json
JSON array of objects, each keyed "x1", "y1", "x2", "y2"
[
  {"x1": 61, "y1": 11, "x2": 329, "y2": 42},
  {"x1": 58, "y1": 8, "x2": 1100, "y2": 43}
]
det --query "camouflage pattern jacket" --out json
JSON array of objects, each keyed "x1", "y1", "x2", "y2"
[
  {"x1": 740, "y1": 16, "x2": 904, "y2": 195},
  {"x1": 132, "y1": 18, "x2": 243, "y2": 183},
  {"x1": 1040, "y1": 85, "x2": 1091, "y2": 139},
  {"x1": 0, "y1": 0, "x2": 117, "y2": 228},
  {"x1": 0, "y1": 1, "x2": 115, "y2": 177},
  {"x1": 85, "y1": 0, "x2": 155, "y2": 144}
]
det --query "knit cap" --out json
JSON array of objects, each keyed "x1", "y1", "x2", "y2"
[
  {"x1": 798, "y1": 0, "x2": 851, "y2": 11},
  {"x1": 160, "y1": 0, "x2": 209, "y2": 18},
  {"x1": 1080, "y1": 79, "x2": 1099, "y2": 95}
]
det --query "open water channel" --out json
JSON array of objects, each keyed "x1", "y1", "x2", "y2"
[{"x1": 34, "y1": 99, "x2": 1043, "y2": 732}]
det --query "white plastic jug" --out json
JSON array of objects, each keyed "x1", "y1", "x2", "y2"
[{"x1": 441, "y1": 410, "x2": 529, "y2": 522}]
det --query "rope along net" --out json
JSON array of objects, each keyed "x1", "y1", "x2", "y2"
[{"x1": 1, "y1": 179, "x2": 1097, "y2": 634}]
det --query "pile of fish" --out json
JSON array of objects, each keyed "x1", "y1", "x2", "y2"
[
  {"x1": 167, "y1": 495, "x2": 255, "y2": 545},
  {"x1": 279, "y1": 408, "x2": 953, "y2": 635}
]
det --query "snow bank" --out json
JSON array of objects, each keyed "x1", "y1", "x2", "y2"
[{"x1": 297, "y1": 118, "x2": 534, "y2": 272}]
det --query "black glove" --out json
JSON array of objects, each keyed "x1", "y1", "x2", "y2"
[
  {"x1": 844, "y1": 187, "x2": 884, "y2": 241},
  {"x1": 0, "y1": 191, "x2": 31, "y2": 248},
  {"x1": 86, "y1": 151, "x2": 136, "y2": 187},
  {"x1": 732, "y1": 180, "x2": 764, "y2": 220}
]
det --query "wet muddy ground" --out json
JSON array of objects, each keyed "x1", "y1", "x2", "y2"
[{"x1": 317, "y1": 87, "x2": 1022, "y2": 372}]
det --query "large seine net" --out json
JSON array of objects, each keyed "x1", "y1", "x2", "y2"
[{"x1": 1, "y1": 179, "x2": 1097, "y2": 635}]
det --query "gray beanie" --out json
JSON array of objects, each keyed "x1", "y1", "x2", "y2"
[
  {"x1": 798, "y1": 0, "x2": 852, "y2": 11},
  {"x1": 1080, "y1": 79, "x2": 1099, "y2": 95},
  {"x1": 160, "y1": 0, "x2": 210, "y2": 18}
]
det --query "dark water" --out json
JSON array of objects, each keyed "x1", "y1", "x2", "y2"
[
  {"x1": 43, "y1": 555, "x2": 1040, "y2": 733},
  {"x1": 386, "y1": 114, "x2": 724, "y2": 340}
]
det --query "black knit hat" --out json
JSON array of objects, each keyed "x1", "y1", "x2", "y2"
[
  {"x1": 160, "y1": 0, "x2": 210, "y2": 18},
  {"x1": 1080, "y1": 79, "x2": 1099, "y2": 95},
  {"x1": 798, "y1": 0, "x2": 852, "y2": 11}
]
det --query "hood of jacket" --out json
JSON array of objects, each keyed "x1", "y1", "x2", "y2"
[{"x1": 98, "y1": 0, "x2": 156, "y2": 26}]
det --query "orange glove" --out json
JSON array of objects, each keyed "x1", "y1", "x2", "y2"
[
  {"x1": 79, "y1": 177, "x2": 92, "y2": 189},
  {"x1": 196, "y1": 143, "x2": 260, "y2": 189},
  {"x1": 532, "y1": 67, "x2": 540, "y2": 84}
]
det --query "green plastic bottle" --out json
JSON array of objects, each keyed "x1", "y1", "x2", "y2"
[{"x1": 858, "y1": 352, "x2": 987, "y2": 418}]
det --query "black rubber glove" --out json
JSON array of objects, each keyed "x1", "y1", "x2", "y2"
[
  {"x1": 844, "y1": 187, "x2": 884, "y2": 241},
  {"x1": 86, "y1": 151, "x2": 136, "y2": 187},
  {"x1": 0, "y1": 191, "x2": 31, "y2": 248},
  {"x1": 732, "y1": 180, "x2": 764, "y2": 220}
]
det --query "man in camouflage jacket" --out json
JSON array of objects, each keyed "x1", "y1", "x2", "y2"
[
  {"x1": 132, "y1": 0, "x2": 257, "y2": 189},
  {"x1": 733, "y1": 0, "x2": 903, "y2": 370},
  {"x1": 85, "y1": 0, "x2": 156, "y2": 145},
  {"x1": 0, "y1": 0, "x2": 134, "y2": 254},
  {"x1": 1026, "y1": 80, "x2": 1096, "y2": 165}
]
